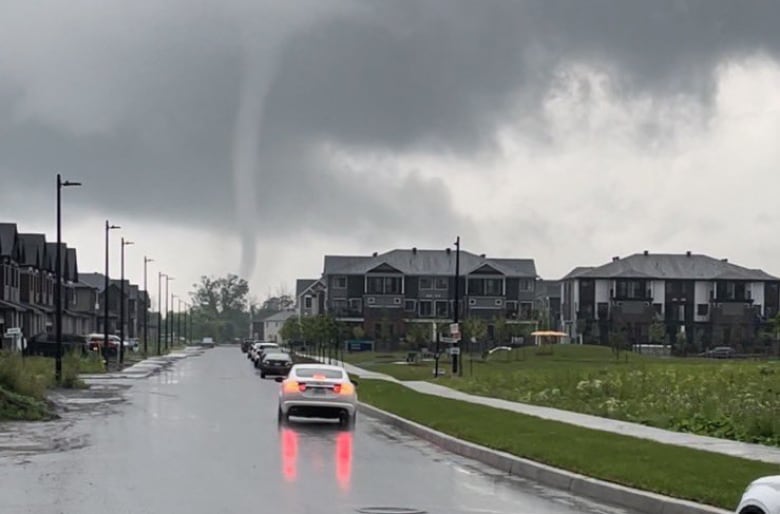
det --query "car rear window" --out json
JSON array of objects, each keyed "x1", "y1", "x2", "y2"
[{"x1": 295, "y1": 368, "x2": 344, "y2": 379}]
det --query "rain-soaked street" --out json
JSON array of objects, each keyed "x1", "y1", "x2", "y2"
[{"x1": 0, "y1": 347, "x2": 630, "y2": 514}]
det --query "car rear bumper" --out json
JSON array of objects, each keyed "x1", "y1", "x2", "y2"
[
  {"x1": 260, "y1": 366, "x2": 291, "y2": 375},
  {"x1": 281, "y1": 400, "x2": 356, "y2": 417}
]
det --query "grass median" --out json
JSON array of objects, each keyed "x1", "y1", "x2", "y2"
[
  {"x1": 346, "y1": 346, "x2": 780, "y2": 446},
  {"x1": 357, "y1": 378, "x2": 779, "y2": 510}
]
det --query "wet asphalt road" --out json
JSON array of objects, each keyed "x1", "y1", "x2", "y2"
[{"x1": 0, "y1": 347, "x2": 631, "y2": 514}]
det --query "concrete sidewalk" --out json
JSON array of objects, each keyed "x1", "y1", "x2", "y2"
[
  {"x1": 323, "y1": 356, "x2": 780, "y2": 465},
  {"x1": 79, "y1": 346, "x2": 206, "y2": 382}
]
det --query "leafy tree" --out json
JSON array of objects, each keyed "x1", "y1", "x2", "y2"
[
  {"x1": 279, "y1": 317, "x2": 302, "y2": 343},
  {"x1": 352, "y1": 326, "x2": 366, "y2": 340},
  {"x1": 493, "y1": 316, "x2": 509, "y2": 344},
  {"x1": 190, "y1": 274, "x2": 251, "y2": 341},
  {"x1": 406, "y1": 323, "x2": 431, "y2": 347},
  {"x1": 461, "y1": 317, "x2": 487, "y2": 343},
  {"x1": 648, "y1": 321, "x2": 666, "y2": 344}
]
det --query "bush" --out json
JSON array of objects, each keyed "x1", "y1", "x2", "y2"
[{"x1": 0, "y1": 352, "x2": 48, "y2": 399}]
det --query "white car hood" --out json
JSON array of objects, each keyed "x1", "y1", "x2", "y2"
[{"x1": 748, "y1": 475, "x2": 780, "y2": 490}]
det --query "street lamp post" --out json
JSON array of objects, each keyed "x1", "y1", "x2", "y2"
[
  {"x1": 55, "y1": 174, "x2": 81, "y2": 383},
  {"x1": 119, "y1": 238, "x2": 134, "y2": 365},
  {"x1": 177, "y1": 298, "x2": 183, "y2": 345},
  {"x1": 452, "y1": 236, "x2": 461, "y2": 376},
  {"x1": 104, "y1": 221, "x2": 120, "y2": 366},
  {"x1": 165, "y1": 276, "x2": 174, "y2": 350},
  {"x1": 171, "y1": 294, "x2": 178, "y2": 347},
  {"x1": 157, "y1": 272, "x2": 165, "y2": 355},
  {"x1": 143, "y1": 257, "x2": 154, "y2": 355}
]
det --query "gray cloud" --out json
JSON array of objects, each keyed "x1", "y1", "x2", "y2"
[{"x1": 2, "y1": 0, "x2": 780, "y2": 278}]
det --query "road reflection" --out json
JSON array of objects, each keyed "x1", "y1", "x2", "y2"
[{"x1": 279, "y1": 424, "x2": 353, "y2": 491}]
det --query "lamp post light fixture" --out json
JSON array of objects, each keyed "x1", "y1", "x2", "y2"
[
  {"x1": 55, "y1": 174, "x2": 81, "y2": 383},
  {"x1": 103, "y1": 221, "x2": 120, "y2": 366}
]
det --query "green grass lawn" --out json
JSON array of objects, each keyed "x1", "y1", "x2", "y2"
[
  {"x1": 358, "y1": 378, "x2": 779, "y2": 510},
  {"x1": 346, "y1": 345, "x2": 780, "y2": 446}
]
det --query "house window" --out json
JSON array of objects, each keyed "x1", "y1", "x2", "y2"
[
  {"x1": 505, "y1": 301, "x2": 518, "y2": 318},
  {"x1": 519, "y1": 279, "x2": 533, "y2": 292},
  {"x1": 697, "y1": 304, "x2": 709, "y2": 316},
  {"x1": 404, "y1": 299, "x2": 416, "y2": 312},
  {"x1": 520, "y1": 302, "x2": 533, "y2": 319},
  {"x1": 304, "y1": 296, "x2": 313, "y2": 309},
  {"x1": 653, "y1": 303, "x2": 663, "y2": 315},
  {"x1": 485, "y1": 278, "x2": 502, "y2": 295},
  {"x1": 434, "y1": 278, "x2": 448, "y2": 290},
  {"x1": 331, "y1": 299, "x2": 347, "y2": 313},
  {"x1": 597, "y1": 302, "x2": 609, "y2": 319},
  {"x1": 419, "y1": 278, "x2": 433, "y2": 290},
  {"x1": 334, "y1": 276, "x2": 347, "y2": 289},
  {"x1": 419, "y1": 301, "x2": 433, "y2": 317},
  {"x1": 367, "y1": 276, "x2": 402, "y2": 294},
  {"x1": 435, "y1": 301, "x2": 449, "y2": 318},
  {"x1": 348, "y1": 298, "x2": 362, "y2": 313}
]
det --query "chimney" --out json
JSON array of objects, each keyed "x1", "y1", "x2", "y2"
[
  {"x1": 446, "y1": 248, "x2": 451, "y2": 255},
  {"x1": 643, "y1": 250, "x2": 649, "y2": 256},
  {"x1": 722, "y1": 258, "x2": 728, "y2": 262},
  {"x1": 612, "y1": 256, "x2": 620, "y2": 262},
  {"x1": 686, "y1": 251, "x2": 692, "y2": 257},
  {"x1": 480, "y1": 253, "x2": 486, "y2": 258},
  {"x1": 412, "y1": 247, "x2": 417, "y2": 254},
  {"x1": 372, "y1": 252, "x2": 378, "y2": 257}
]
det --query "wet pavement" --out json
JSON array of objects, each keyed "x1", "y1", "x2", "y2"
[{"x1": 0, "y1": 347, "x2": 630, "y2": 514}]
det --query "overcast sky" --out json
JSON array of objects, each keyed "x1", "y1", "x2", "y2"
[{"x1": 2, "y1": 0, "x2": 780, "y2": 305}]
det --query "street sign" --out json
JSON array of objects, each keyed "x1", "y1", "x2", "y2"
[
  {"x1": 440, "y1": 336, "x2": 457, "y2": 344},
  {"x1": 450, "y1": 323, "x2": 459, "y2": 334},
  {"x1": 449, "y1": 347, "x2": 461, "y2": 356}
]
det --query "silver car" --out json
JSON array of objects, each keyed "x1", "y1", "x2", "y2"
[
  {"x1": 275, "y1": 364, "x2": 358, "y2": 428},
  {"x1": 737, "y1": 475, "x2": 780, "y2": 514}
]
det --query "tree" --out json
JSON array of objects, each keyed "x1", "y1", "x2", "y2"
[
  {"x1": 493, "y1": 316, "x2": 509, "y2": 345},
  {"x1": 279, "y1": 317, "x2": 302, "y2": 343},
  {"x1": 648, "y1": 321, "x2": 666, "y2": 344},
  {"x1": 352, "y1": 326, "x2": 366, "y2": 340},
  {"x1": 190, "y1": 274, "x2": 251, "y2": 342},
  {"x1": 461, "y1": 317, "x2": 487, "y2": 343},
  {"x1": 406, "y1": 322, "x2": 431, "y2": 348}
]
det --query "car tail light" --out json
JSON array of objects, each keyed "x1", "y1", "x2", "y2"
[
  {"x1": 298, "y1": 383, "x2": 307, "y2": 392},
  {"x1": 283, "y1": 380, "x2": 300, "y2": 393},
  {"x1": 333, "y1": 383, "x2": 354, "y2": 395}
]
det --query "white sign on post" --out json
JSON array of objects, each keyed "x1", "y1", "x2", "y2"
[
  {"x1": 449, "y1": 347, "x2": 461, "y2": 356},
  {"x1": 449, "y1": 323, "x2": 459, "y2": 334}
]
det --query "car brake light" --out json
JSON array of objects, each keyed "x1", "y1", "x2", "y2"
[
  {"x1": 299, "y1": 383, "x2": 307, "y2": 392},
  {"x1": 283, "y1": 380, "x2": 300, "y2": 393},
  {"x1": 334, "y1": 383, "x2": 354, "y2": 395}
]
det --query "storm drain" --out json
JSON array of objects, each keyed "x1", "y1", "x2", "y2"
[{"x1": 356, "y1": 509, "x2": 427, "y2": 514}]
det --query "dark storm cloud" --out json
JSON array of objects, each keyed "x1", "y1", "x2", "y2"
[{"x1": 2, "y1": 0, "x2": 780, "y2": 253}]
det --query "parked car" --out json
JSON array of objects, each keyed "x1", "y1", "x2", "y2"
[
  {"x1": 275, "y1": 364, "x2": 358, "y2": 428},
  {"x1": 25, "y1": 333, "x2": 89, "y2": 357},
  {"x1": 250, "y1": 342, "x2": 280, "y2": 365},
  {"x1": 241, "y1": 339, "x2": 255, "y2": 353},
  {"x1": 701, "y1": 346, "x2": 737, "y2": 359},
  {"x1": 123, "y1": 338, "x2": 139, "y2": 352},
  {"x1": 86, "y1": 333, "x2": 121, "y2": 356},
  {"x1": 258, "y1": 352, "x2": 293, "y2": 378},
  {"x1": 736, "y1": 475, "x2": 780, "y2": 514}
]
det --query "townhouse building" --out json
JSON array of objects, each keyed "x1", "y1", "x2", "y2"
[
  {"x1": 316, "y1": 248, "x2": 538, "y2": 341},
  {"x1": 560, "y1": 251, "x2": 780, "y2": 349}
]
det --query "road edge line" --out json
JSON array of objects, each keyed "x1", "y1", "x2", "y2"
[{"x1": 358, "y1": 402, "x2": 732, "y2": 514}]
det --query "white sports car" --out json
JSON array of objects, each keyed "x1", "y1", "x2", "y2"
[
  {"x1": 276, "y1": 364, "x2": 357, "y2": 428},
  {"x1": 737, "y1": 476, "x2": 780, "y2": 514}
]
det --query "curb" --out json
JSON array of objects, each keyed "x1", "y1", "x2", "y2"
[{"x1": 359, "y1": 402, "x2": 732, "y2": 514}]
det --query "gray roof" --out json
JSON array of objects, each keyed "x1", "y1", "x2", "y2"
[
  {"x1": 566, "y1": 253, "x2": 779, "y2": 281},
  {"x1": 263, "y1": 310, "x2": 297, "y2": 323},
  {"x1": 18, "y1": 233, "x2": 47, "y2": 268},
  {"x1": 0, "y1": 223, "x2": 19, "y2": 259},
  {"x1": 79, "y1": 272, "x2": 108, "y2": 292},
  {"x1": 323, "y1": 249, "x2": 536, "y2": 277},
  {"x1": 296, "y1": 279, "x2": 317, "y2": 297},
  {"x1": 560, "y1": 266, "x2": 595, "y2": 280}
]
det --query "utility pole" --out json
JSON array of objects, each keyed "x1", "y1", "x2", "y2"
[
  {"x1": 143, "y1": 257, "x2": 153, "y2": 355},
  {"x1": 157, "y1": 272, "x2": 164, "y2": 355},
  {"x1": 452, "y1": 236, "x2": 461, "y2": 376},
  {"x1": 104, "y1": 221, "x2": 120, "y2": 366},
  {"x1": 119, "y1": 238, "x2": 133, "y2": 365}
]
